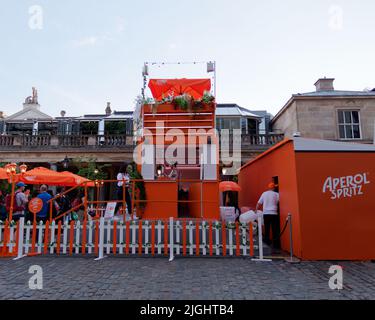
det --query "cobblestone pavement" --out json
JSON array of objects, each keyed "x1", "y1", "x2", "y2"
[{"x1": 0, "y1": 256, "x2": 374, "y2": 300}]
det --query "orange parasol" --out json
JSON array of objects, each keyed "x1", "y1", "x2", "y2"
[
  {"x1": 61, "y1": 171, "x2": 95, "y2": 187},
  {"x1": 219, "y1": 181, "x2": 241, "y2": 192},
  {"x1": 148, "y1": 78, "x2": 211, "y2": 100},
  {"x1": 0, "y1": 168, "x2": 9, "y2": 180},
  {"x1": 20, "y1": 167, "x2": 78, "y2": 186}
]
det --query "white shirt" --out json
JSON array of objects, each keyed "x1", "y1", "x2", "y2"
[
  {"x1": 258, "y1": 190, "x2": 279, "y2": 215},
  {"x1": 117, "y1": 173, "x2": 130, "y2": 187}
]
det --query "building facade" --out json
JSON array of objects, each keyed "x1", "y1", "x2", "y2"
[
  {"x1": 0, "y1": 89, "x2": 284, "y2": 177},
  {"x1": 272, "y1": 78, "x2": 375, "y2": 144}
]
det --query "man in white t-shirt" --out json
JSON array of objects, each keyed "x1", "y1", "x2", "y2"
[
  {"x1": 256, "y1": 182, "x2": 280, "y2": 249},
  {"x1": 116, "y1": 165, "x2": 132, "y2": 217}
]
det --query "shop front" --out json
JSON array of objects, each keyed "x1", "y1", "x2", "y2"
[{"x1": 238, "y1": 137, "x2": 375, "y2": 260}]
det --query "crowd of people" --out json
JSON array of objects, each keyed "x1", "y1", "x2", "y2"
[{"x1": 0, "y1": 182, "x2": 85, "y2": 224}]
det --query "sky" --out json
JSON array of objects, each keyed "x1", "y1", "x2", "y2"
[{"x1": 1, "y1": 0, "x2": 375, "y2": 117}]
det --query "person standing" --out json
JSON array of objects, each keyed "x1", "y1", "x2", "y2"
[
  {"x1": 116, "y1": 165, "x2": 132, "y2": 217},
  {"x1": 36, "y1": 184, "x2": 52, "y2": 224},
  {"x1": 255, "y1": 182, "x2": 281, "y2": 249},
  {"x1": 0, "y1": 190, "x2": 7, "y2": 221},
  {"x1": 10, "y1": 182, "x2": 29, "y2": 222}
]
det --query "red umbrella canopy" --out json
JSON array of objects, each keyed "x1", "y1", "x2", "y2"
[
  {"x1": 148, "y1": 78, "x2": 211, "y2": 100},
  {"x1": 0, "y1": 168, "x2": 9, "y2": 180},
  {"x1": 20, "y1": 167, "x2": 78, "y2": 186},
  {"x1": 61, "y1": 171, "x2": 95, "y2": 187},
  {"x1": 219, "y1": 181, "x2": 241, "y2": 192}
]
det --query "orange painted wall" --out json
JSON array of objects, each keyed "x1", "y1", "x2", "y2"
[
  {"x1": 142, "y1": 181, "x2": 178, "y2": 219},
  {"x1": 295, "y1": 152, "x2": 375, "y2": 260},
  {"x1": 238, "y1": 141, "x2": 302, "y2": 257},
  {"x1": 188, "y1": 182, "x2": 220, "y2": 219}
]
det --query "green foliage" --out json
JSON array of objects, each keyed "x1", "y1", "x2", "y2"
[
  {"x1": 72, "y1": 156, "x2": 109, "y2": 181},
  {"x1": 105, "y1": 121, "x2": 126, "y2": 135},
  {"x1": 173, "y1": 95, "x2": 189, "y2": 110},
  {"x1": 201, "y1": 91, "x2": 215, "y2": 105},
  {"x1": 80, "y1": 121, "x2": 99, "y2": 135},
  {"x1": 128, "y1": 164, "x2": 147, "y2": 210}
]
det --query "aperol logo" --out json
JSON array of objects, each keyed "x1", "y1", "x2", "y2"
[{"x1": 322, "y1": 173, "x2": 370, "y2": 200}]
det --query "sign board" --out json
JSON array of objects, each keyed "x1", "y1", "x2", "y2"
[
  {"x1": 28, "y1": 197, "x2": 43, "y2": 214},
  {"x1": 220, "y1": 206, "x2": 237, "y2": 222},
  {"x1": 104, "y1": 202, "x2": 117, "y2": 219}
]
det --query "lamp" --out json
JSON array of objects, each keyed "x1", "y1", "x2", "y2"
[
  {"x1": 62, "y1": 156, "x2": 70, "y2": 169},
  {"x1": 20, "y1": 163, "x2": 28, "y2": 174},
  {"x1": 222, "y1": 168, "x2": 227, "y2": 175},
  {"x1": 5, "y1": 163, "x2": 17, "y2": 174}
]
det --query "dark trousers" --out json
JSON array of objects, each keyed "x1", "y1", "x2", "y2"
[
  {"x1": 116, "y1": 187, "x2": 132, "y2": 214},
  {"x1": 264, "y1": 214, "x2": 281, "y2": 249}
]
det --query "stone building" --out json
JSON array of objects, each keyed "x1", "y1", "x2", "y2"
[
  {"x1": 272, "y1": 78, "x2": 375, "y2": 144},
  {"x1": 0, "y1": 89, "x2": 284, "y2": 180}
]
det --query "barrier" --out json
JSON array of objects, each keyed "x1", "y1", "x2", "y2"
[{"x1": 0, "y1": 217, "x2": 262, "y2": 260}]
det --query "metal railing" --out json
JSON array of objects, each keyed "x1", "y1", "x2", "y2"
[{"x1": 0, "y1": 134, "x2": 133, "y2": 148}]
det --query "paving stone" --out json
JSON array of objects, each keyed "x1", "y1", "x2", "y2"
[{"x1": 0, "y1": 257, "x2": 374, "y2": 300}]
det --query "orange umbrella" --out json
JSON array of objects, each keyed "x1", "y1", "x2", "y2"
[
  {"x1": 0, "y1": 168, "x2": 9, "y2": 180},
  {"x1": 219, "y1": 181, "x2": 241, "y2": 192},
  {"x1": 148, "y1": 78, "x2": 211, "y2": 100},
  {"x1": 61, "y1": 171, "x2": 95, "y2": 187},
  {"x1": 20, "y1": 167, "x2": 78, "y2": 186}
]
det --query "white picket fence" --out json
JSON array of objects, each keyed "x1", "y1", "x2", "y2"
[{"x1": 0, "y1": 216, "x2": 268, "y2": 261}]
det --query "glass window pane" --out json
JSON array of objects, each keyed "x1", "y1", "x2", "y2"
[
  {"x1": 352, "y1": 111, "x2": 360, "y2": 124},
  {"x1": 338, "y1": 111, "x2": 344, "y2": 124},
  {"x1": 339, "y1": 125, "x2": 345, "y2": 139},
  {"x1": 344, "y1": 111, "x2": 352, "y2": 124},
  {"x1": 353, "y1": 125, "x2": 361, "y2": 138},
  {"x1": 345, "y1": 125, "x2": 353, "y2": 139}
]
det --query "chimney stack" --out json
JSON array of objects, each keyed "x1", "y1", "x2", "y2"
[
  {"x1": 314, "y1": 78, "x2": 335, "y2": 92},
  {"x1": 105, "y1": 102, "x2": 112, "y2": 116}
]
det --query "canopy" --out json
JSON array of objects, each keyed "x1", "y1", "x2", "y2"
[
  {"x1": 61, "y1": 171, "x2": 95, "y2": 187},
  {"x1": 148, "y1": 78, "x2": 211, "y2": 100},
  {"x1": 0, "y1": 168, "x2": 9, "y2": 180},
  {"x1": 20, "y1": 167, "x2": 90, "y2": 187},
  {"x1": 219, "y1": 181, "x2": 241, "y2": 192}
]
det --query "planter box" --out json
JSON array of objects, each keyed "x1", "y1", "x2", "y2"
[{"x1": 143, "y1": 103, "x2": 215, "y2": 115}]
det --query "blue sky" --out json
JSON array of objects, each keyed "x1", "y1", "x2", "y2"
[{"x1": 1, "y1": 0, "x2": 375, "y2": 117}]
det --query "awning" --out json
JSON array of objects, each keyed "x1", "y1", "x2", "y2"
[
  {"x1": 219, "y1": 181, "x2": 241, "y2": 192},
  {"x1": 148, "y1": 78, "x2": 211, "y2": 100},
  {"x1": 20, "y1": 167, "x2": 92, "y2": 187},
  {"x1": 61, "y1": 171, "x2": 95, "y2": 187}
]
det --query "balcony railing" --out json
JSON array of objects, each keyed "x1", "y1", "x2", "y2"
[
  {"x1": 219, "y1": 133, "x2": 285, "y2": 149},
  {"x1": 0, "y1": 133, "x2": 284, "y2": 150},
  {"x1": 241, "y1": 133, "x2": 285, "y2": 146},
  {"x1": 0, "y1": 134, "x2": 133, "y2": 149}
]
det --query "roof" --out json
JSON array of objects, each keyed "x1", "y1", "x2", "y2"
[
  {"x1": 105, "y1": 111, "x2": 133, "y2": 119},
  {"x1": 5, "y1": 104, "x2": 53, "y2": 121},
  {"x1": 216, "y1": 104, "x2": 262, "y2": 118},
  {"x1": 240, "y1": 137, "x2": 375, "y2": 172},
  {"x1": 293, "y1": 137, "x2": 375, "y2": 152},
  {"x1": 293, "y1": 90, "x2": 375, "y2": 98},
  {"x1": 76, "y1": 111, "x2": 133, "y2": 121}
]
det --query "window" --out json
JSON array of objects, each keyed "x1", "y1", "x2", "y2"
[{"x1": 337, "y1": 110, "x2": 361, "y2": 139}]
